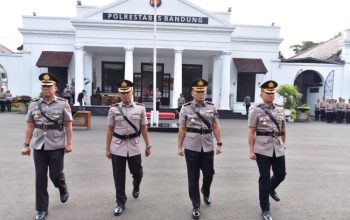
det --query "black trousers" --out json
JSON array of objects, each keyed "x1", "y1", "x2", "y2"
[
  {"x1": 256, "y1": 152, "x2": 286, "y2": 212},
  {"x1": 315, "y1": 110, "x2": 320, "y2": 121},
  {"x1": 111, "y1": 154, "x2": 143, "y2": 206},
  {"x1": 336, "y1": 111, "x2": 345, "y2": 123},
  {"x1": 33, "y1": 148, "x2": 67, "y2": 211},
  {"x1": 185, "y1": 149, "x2": 215, "y2": 208},
  {"x1": 326, "y1": 112, "x2": 334, "y2": 123},
  {"x1": 245, "y1": 104, "x2": 251, "y2": 116},
  {"x1": 346, "y1": 112, "x2": 350, "y2": 124},
  {"x1": 156, "y1": 101, "x2": 160, "y2": 111},
  {"x1": 0, "y1": 101, "x2": 5, "y2": 112},
  {"x1": 320, "y1": 109, "x2": 326, "y2": 121}
]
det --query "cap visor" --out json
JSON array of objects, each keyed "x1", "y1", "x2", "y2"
[{"x1": 118, "y1": 88, "x2": 132, "y2": 93}]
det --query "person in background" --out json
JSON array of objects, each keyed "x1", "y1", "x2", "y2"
[
  {"x1": 0, "y1": 88, "x2": 6, "y2": 112},
  {"x1": 156, "y1": 87, "x2": 162, "y2": 111},
  {"x1": 77, "y1": 90, "x2": 86, "y2": 111},
  {"x1": 244, "y1": 95, "x2": 252, "y2": 117},
  {"x1": 62, "y1": 84, "x2": 73, "y2": 104},
  {"x1": 345, "y1": 99, "x2": 350, "y2": 124},
  {"x1": 314, "y1": 99, "x2": 321, "y2": 121},
  {"x1": 177, "y1": 93, "x2": 186, "y2": 114}
]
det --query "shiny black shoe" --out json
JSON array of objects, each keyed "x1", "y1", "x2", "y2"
[
  {"x1": 201, "y1": 189, "x2": 211, "y2": 205},
  {"x1": 132, "y1": 189, "x2": 140, "y2": 199},
  {"x1": 270, "y1": 191, "x2": 280, "y2": 202},
  {"x1": 261, "y1": 210, "x2": 272, "y2": 220},
  {"x1": 35, "y1": 211, "x2": 48, "y2": 220},
  {"x1": 114, "y1": 205, "x2": 125, "y2": 216},
  {"x1": 192, "y1": 207, "x2": 200, "y2": 219},
  {"x1": 60, "y1": 191, "x2": 69, "y2": 203}
]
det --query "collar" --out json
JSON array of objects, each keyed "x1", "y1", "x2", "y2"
[
  {"x1": 261, "y1": 103, "x2": 275, "y2": 109},
  {"x1": 40, "y1": 96, "x2": 58, "y2": 104},
  {"x1": 120, "y1": 101, "x2": 135, "y2": 107},
  {"x1": 192, "y1": 100, "x2": 206, "y2": 107}
]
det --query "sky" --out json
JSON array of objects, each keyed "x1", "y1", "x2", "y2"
[{"x1": 0, "y1": 0, "x2": 349, "y2": 57}]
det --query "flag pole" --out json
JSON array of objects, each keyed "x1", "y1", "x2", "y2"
[{"x1": 152, "y1": 0, "x2": 158, "y2": 125}]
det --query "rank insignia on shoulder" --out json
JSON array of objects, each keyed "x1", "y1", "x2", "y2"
[
  {"x1": 135, "y1": 102, "x2": 144, "y2": 106},
  {"x1": 57, "y1": 97, "x2": 66, "y2": 101},
  {"x1": 31, "y1": 98, "x2": 39, "y2": 103},
  {"x1": 183, "y1": 102, "x2": 191, "y2": 106},
  {"x1": 205, "y1": 101, "x2": 214, "y2": 105},
  {"x1": 110, "y1": 103, "x2": 118, "y2": 107}
]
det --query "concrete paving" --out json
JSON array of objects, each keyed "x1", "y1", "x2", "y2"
[{"x1": 0, "y1": 112, "x2": 349, "y2": 220}]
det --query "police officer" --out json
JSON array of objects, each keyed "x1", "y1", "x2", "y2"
[
  {"x1": 248, "y1": 80, "x2": 287, "y2": 220},
  {"x1": 345, "y1": 99, "x2": 350, "y2": 124},
  {"x1": 336, "y1": 98, "x2": 345, "y2": 123},
  {"x1": 21, "y1": 73, "x2": 73, "y2": 220},
  {"x1": 177, "y1": 79, "x2": 222, "y2": 219},
  {"x1": 314, "y1": 99, "x2": 321, "y2": 121},
  {"x1": 105, "y1": 80, "x2": 151, "y2": 216}
]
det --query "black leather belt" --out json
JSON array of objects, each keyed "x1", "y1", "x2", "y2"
[
  {"x1": 256, "y1": 131, "x2": 284, "y2": 137},
  {"x1": 186, "y1": 127, "x2": 212, "y2": 135},
  {"x1": 35, "y1": 124, "x2": 64, "y2": 130},
  {"x1": 113, "y1": 131, "x2": 140, "y2": 140}
]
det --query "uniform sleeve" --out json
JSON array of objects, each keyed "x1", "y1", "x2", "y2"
[
  {"x1": 212, "y1": 106, "x2": 219, "y2": 124},
  {"x1": 25, "y1": 102, "x2": 36, "y2": 122},
  {"x1": 179, "y1": 106, "x2": 187, "y2": 125},
  {"x1": 248, "y1": 108, "x2": 259, "y2": 128},
  {"x1": 107, "y1": 107, "x2": 115, "y2": 126},
  {"x1": 63, "y1": 101, "x2": 73, "y2": 122},
  {"x1": 140, "y1": 106, "x2": 148, "y2": 125}
]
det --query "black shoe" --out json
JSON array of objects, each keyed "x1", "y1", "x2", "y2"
[
  {"x1": 114, "y1": 205, "x2": 125, "y2": 216},
  {"x1": 35, "y1": 211, "x2": 48, "y2": 220},
  {"x1": 132, "y1": 189, "x2": 140, "y2": 199},
  {"x1": 270, "y1": 191, "x2": 280, "y2": 202},
  {"x1": 261, "y1": 210, "x2": 272, "y2": 220},
  {"x1": 192, "y1": 207, "x2": 200, "y2": 219},
  {"x1": 60, "y1": 191, "x2": 69, "y2": 203},
  {"x1": 201, "y1": 188, "x2": 211, "y2": 205}
]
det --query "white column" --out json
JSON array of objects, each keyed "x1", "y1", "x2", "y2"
[
  {"x1": 219, "y1": 51, "x2": 231, "y2": 109},
  {"x1": 84, "y1": 53, "x2": 93, "y2": 105},
  {"x1": 212, "y1": 55, "x2": 222, "y2": 107},
  {"x1": 171, "y1": 49, "x2": 183, "y2": 108},
  {"x1": 124, "y1": 47, "x2": 134, "y2": 81},
  {"x1": 74, "y1": 45, "x2": 84, "y2": 105}
]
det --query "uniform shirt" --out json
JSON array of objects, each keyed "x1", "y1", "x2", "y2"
[
  {"x1": 320, "y1": 101, "x2": 326, "y2": 110},
  {"x1": 248, "y1": 103, "x2": 286, "y2": 157},
  {"x1": 326, "y1": 103, "x2": 335, "y2": 112},
  {"x1": 179, "y1": 101, "x2": 219, "y2": 152},
  {"x1": 315, "y1": 102, "x2": 321, "y2": 110},
  {"x1": 336, "y1": 102, "x2": 345, "y2": 112},
  {"x1": 107, "y1": 102, "x2": 148, "y2": 157},
  {"x1": 26, "y1": 96, "x2": 73, "y2": 150},
  {"x1": 346, "y1": 103, "x2": 350, "y2": 112}
]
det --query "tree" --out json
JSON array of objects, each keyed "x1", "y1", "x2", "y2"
[
  {"x1": 290, "y1": 41, "x2": 321, "y2": 54},
  {"x1": 276, "y1": 84, "x2": 302, "y2": 109}
]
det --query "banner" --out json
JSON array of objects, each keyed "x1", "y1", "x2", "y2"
[{"x1": 324, "y1": 70, "x2": 334, "y2": 99}]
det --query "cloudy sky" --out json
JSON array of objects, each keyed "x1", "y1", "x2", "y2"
[{"x1": 0, "y1": 0, "x2": 348, "y2": 57}]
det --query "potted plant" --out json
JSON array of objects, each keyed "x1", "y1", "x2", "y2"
[
  {"x1": 296, "y1": 103, "x2": 311, "y2": 121},
  {"x1": 276, "y1": 84, "x2": 302, "y2": 122},
  {"x1": 16, "y1": 95, "x2": 32, "y2": 113}
]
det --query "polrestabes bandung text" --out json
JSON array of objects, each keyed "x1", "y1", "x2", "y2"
[{"x1": 103, "y1": 13, "x2": 209, "y2": 24}]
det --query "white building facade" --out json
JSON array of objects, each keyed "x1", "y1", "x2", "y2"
[{"x1": 1, "y1": 0, "x2": 349, "y2": 114}]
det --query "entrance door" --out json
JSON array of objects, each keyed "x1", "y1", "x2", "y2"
[
  {"x1": 141, "y1": 63, "x2": 164, "y2": 102},
  {"x1": 48, "y1": 67, "x2": 68, "y2": 95},
  {"x1": 237, "y1": 73, "x2": 256, "y2": 102},
  {"x1": 182, "y1": 64, "x2": 202, "y2": 102},
  {"x1": 102, "y1": 62, "x2": 125, "y2": 93}
]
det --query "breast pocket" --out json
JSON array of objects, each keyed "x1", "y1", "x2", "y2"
[
  {"x1": 115, "y1": 115, "x2": 124, "y2": 121},
  {"x1": 258, "y1": 116, "x2": 270, "y2": 127},
  {"x1": 132, "y1": 114, "x2": 141, "y2": 120},
  {"x1": 50, "y1": 108, "x2": 63, "y2": 120}
]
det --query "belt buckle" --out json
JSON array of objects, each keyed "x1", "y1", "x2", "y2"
[
  {"x1": 125, "y1": 134, "x2": 129, "y2": 140},
  {"x1": 273, "y1": 130, "x2": 278, "y2": 138},
  {"x1": 42, "y1": 124, "x2": 48, "y2": 130},
  {"x1": 201, "y1": 128, "x2": 205, "y2": 136}
]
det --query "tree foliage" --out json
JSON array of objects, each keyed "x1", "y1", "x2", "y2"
[
  {"x1": 290, "y1": 41, "x2": 321, "y2": 54},
  {"x1": 276, "y1": 84, "x2": 302, "y2": 109}
]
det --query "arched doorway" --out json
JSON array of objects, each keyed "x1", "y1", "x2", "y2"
[
  {"x1": 294, "y1": 69, "x2": 323, "y2": 112},
  {"x1": 0, "y1": 64, "x2": 8, "y2": 89}
]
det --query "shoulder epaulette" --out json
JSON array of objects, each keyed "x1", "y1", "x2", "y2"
[
  {"x1": 30, "y1": 98, "x2": 40, "y2": 103},
  {"x1": 135, "y1": 102, "x2": 144, "y2": 106},
  {"x1": 110, "y1": 103, "x2": 118, "y2": 107},
  {"x1": 274, "y1": 103, "x2": 283, "y2": 107},
  {"x1": 57, "y1": 97, "x2": 67, "y2": 101},
  {"x1": 183, "y1": 102, "x2": 192, "y2": 106},
  {"x1": 205, "y1": 101, "x2": 214, "y2": 105}
]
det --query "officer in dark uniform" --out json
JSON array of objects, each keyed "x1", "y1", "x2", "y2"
[
  {"x1": 21, "y1": 73, "x2": 73, "y2": 220},
  {"x1": 177, "y1": 79, "x2": 223, "y2": 219},
  {"x1": 105, "y1": 80, "x2": 151, "y2": 216},
  {"x1": 248, "y1": 80, "x2": 287, "y2": 220}
]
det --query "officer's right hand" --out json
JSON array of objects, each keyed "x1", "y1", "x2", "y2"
[
  {"x1": 249, "y1": 151, "x2": 256, "y2": 160},
  {"x1": 177, "y1": 147, "x2": 184, "y2": 156},
  {"x1": 105, "y1": 150, "x2": 111, "y2": 159},
  {"x1": 21, "y1": 147, "x2": 31, "y2": 156}
]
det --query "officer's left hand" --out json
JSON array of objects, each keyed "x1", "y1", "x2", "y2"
[
  {"x1": 145, "y1": 147, "x2": 151, "y2": 157},
  {"x1": 64, "y1": 144, "x2": 73, "y2": 153},
  {"x1": 216, "y1": 146, "x2": 223, "y2": 155}
]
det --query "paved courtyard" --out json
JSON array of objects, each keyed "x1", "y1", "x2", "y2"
[{"x1": 0, "y1": 112, "x2": 349, "y2": 220}]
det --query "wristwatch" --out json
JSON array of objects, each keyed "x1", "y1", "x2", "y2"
[
  {"x1": 23, "y1": 143, "x2": 30, "y2": 147},
  {"x1": 217, "y1": 142, "x2": 223, "y2": 147}
]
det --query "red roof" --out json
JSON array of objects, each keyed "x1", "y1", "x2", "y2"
[
  {"x1": 233, "y1": 58, "x2": 268, "y2": 74},
  {"x1": 36, "y1": 51, "x2": 73, "y2": 67}
]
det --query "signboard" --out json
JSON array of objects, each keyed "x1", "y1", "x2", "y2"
[{"x1": 103, "y1": 13, "x2": 209, "y2": 24}]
